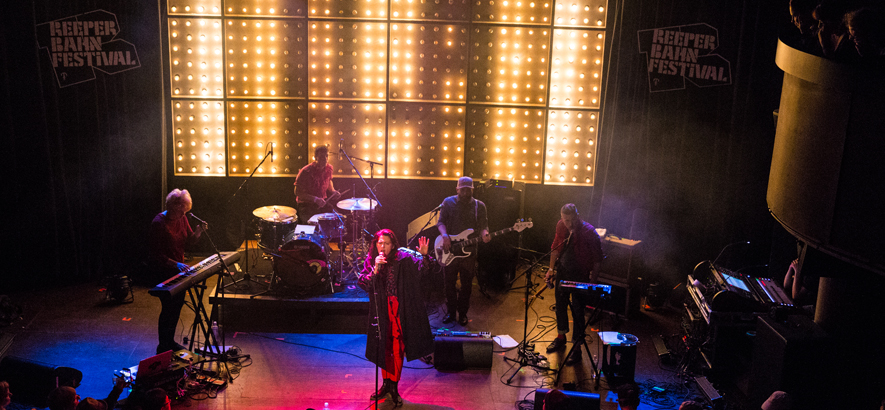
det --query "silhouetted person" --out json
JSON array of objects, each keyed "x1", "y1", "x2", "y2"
[{"x1": 845, "y1": 7, "x2": 885, "y2": 67}]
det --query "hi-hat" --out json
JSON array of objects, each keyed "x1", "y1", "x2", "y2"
[
  {"x1": 253, "y1": 205, "x2": 297, "y2": 222},
  {"x1": 337, "y1": 198, "x2": 377, "y2": 211}
]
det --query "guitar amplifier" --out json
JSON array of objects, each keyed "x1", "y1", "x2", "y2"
[{"x1": 434, "y1": 336, "x2": 493, "y2": 370}]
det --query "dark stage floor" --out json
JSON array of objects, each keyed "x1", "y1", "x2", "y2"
[{"x1": 0, "y1": 250, "x2": 756, "y2": 410}]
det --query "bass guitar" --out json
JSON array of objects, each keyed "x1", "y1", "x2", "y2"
[{"x1": 434, "y1": 220, "x2": 532, "y2": 266}]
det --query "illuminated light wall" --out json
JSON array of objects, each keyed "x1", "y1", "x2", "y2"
[{"x1": 166, "y1": 0, "x2": 608, "y2": 185}]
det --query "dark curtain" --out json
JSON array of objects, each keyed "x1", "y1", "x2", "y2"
[
  {"x1": 2, "y1": 0, "x2": 163, "y2": 291},
  {"x1": 590, "y1": 0, "x2": 785, "y2": 281}
]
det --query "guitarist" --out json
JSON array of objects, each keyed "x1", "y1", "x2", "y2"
[
  {"x1": 294, "y1": 145, "x2": 342, "y2": 224},
  {"x1": 438, "y1": 176, "x2": 490, "y2": 326},
  {"x1": 544, "y1": 203, "x2": 604, "y2": 365}
]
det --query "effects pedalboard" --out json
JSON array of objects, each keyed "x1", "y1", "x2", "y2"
[{"x1": 433, "y1": 329, "x2": 491, "y2": 338}]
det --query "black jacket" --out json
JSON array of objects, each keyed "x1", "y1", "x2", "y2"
[{"x1": 358, "y1": 248, "x2": 436, "y2": 369}]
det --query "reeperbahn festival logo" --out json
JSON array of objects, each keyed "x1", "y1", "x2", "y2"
[
  {"x1": 637, "y1": 23, "x2": 732, "y2": 92},
  {"x1": 37, "y1": 10, "x2": 140, "y2": 88}
]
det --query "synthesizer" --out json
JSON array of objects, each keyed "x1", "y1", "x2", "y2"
[
  {"x1": 149, "y1": 252, "x2": 241, "y2": 298},
  {"x1": 559, "y1": 280, "x2": 612, "y2": 294}
]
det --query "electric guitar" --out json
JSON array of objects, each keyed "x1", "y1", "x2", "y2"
[{"x1": 434, "y1": 220, "x2": 533, "y2": 266}]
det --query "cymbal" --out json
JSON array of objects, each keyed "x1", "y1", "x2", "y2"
[
  {"x1": 253, "y1": 205, "x2": 297, "y2": 222},
  {"x1": 337, "y1": 197, "x2": 377, "y2": 211}
]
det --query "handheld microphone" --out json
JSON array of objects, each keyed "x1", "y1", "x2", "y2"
[
  {"x1": 269, "y1": 143, "x2": 274, "y2": 162},
  {"x1": 338, "y1": 139, "x2": 344, "y2": 160},
  {"x1": 188, "y1": 213, "x2": 207, "y2": 225}
]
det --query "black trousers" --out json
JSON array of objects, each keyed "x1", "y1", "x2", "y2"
[
  {"x1": 554, "y1": 285, "x2": 590, "y2": 342},
  {"x1": 444, "y1": 255, "x2": 477, "y2": 315},
  {"x1": 158, "y1": 293, "x2": 186, "y2": 349}
]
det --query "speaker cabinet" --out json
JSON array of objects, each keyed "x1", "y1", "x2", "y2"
[
  {"x1": 533, "y1": 388, "x2": 600, "y2": 410},
  {"x1": 433, "y1": 336, "x2": 493, "y2": 370},
  {"x1": 476, "y1": 183, "x2": 523, "y2": 290},
  {"x1": 748, "y1": 315, "x2": 833, "y2": 410}
]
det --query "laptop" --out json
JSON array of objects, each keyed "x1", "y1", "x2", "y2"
[{"x1": 135, "y1": 350, "x2": 173, "y2": 380}]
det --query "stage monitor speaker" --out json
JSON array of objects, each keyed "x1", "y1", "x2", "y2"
[
  {"x1": 533, "y1": 388, "x2": 601, "y2": 410},
  {"x1": 0, "y1": 356, "x2": 82, "y2": 408},
  {"x1": 433, "y1": 336, "x2": 493, "y2": 371},
  {"x1": 748, "y1": 315, "x2": 833, "y2": 410}
]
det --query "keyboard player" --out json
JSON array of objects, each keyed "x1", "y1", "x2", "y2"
[
  {"x1": 147, "y1": 189, "x2": 205, "y2": 354},
  {"x1": 543, "y1": 204, "x2": 605, "y2": 365}
]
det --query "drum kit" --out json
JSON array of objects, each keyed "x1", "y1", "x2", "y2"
[{"x1": 249, "y1": 198, "x2": 378, "y2": 296}]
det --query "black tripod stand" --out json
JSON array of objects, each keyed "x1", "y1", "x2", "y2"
[{"x1": 504, "y1": 241, "x2": 568, "y2": 384}]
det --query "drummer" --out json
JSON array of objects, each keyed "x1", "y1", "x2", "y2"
[{"x1": 294, "y1": 145, "x2": 340, "y2": 224}]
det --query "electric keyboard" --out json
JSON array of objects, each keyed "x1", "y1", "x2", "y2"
[
  {"x1": 559, "y1": 280, "x2": 612, "y2": 294},
  {"x1": 149, "y1": 252, "x2": 240, "y2": 298}
]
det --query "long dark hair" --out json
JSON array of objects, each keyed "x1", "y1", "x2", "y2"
[{"x1": 364, "y1": 229, "x2": 399, "y2": 270}]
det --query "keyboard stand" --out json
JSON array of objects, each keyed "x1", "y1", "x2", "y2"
[{"x1": 554, "y1": 292, "x2": 607, "y2": 387}]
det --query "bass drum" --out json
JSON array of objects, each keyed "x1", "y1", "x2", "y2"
[{"x1": 274, "y1": 233, "x2": 329, "y2": 294}]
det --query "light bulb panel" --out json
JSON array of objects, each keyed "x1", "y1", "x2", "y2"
[
  {"x1": 308, "y1": 0, "x2": 388, "y2": 19},
  {"x1": 225, "y1": 19, "x2": 307, "y2": 98},
  {"x1": 543, "y1": 109, "x2": 597, "y2": 185},
  {"x1": 173, "y1": 99, "x2": 227, "y2": 176},
  {"x1": 308, "y1": 22, "x2": 389, "y2": 100},
  {"x1": 309, "y1": 103, "x2": 387, "y2": 177},
  {"x1": 389, "y1": 23, "x2": 470, "y2": 102},
  {"x1": 552, "y1": 0, "x2": 606, "y2": 28},
  {"x1": 387, "y1": 103, "x2": 466, "y2": 179},
  {"x1": 390, "y1": 0, "x2": 471, "y2": 21},
  {"x1": 464, "y1": 106, "x2": 546, "y2": 182},
  {"x1": 471, "y1": 0, "x2": 552, "y2": 24},
  {"x1": 169, "y1": 18, "x2": 225, "y2": 98},
  {"x1": 468, "y1": 26, "x2": 550, "y2": 106},
  {"x1": 224, "y1": 0, "x2": 305, "y2": 17},
  {"x1": 168, "y1": 0, "x2": 222, "y2": 16},
  {"x1": 548, "y1": 28, "x2": 604, "y2": 108},
  {"x1": 228, "y1": 101, "x2": 307, "y2": 176}
]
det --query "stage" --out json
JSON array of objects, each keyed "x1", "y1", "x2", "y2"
[{"x1": 0, "y1": 250, "x2": 757, "y2": 410}]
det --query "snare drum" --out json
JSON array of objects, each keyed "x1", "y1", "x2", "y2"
[
  {"x1": 274, "y1": 232, "x2": 329, "y2": 292},
  {"x1": 308, "y1": 212, "x2": 347, "y2": 238}
]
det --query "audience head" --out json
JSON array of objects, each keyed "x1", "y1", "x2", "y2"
[
  {"x1": 76, "y1": 398, "x2": 107, "y2": 410},
  {"x1": 679, "y1": 400, "x2": 706, "y2": 410},
  {"x1": 615, "y1": 382, "x2": 641, "y2": 410},
  {"x1": 813, "y1": 1, "x2": 848, "y2": 33},
  {"x1": 0, "y1": 381, "x2": 11, "y2": 409},
  {"x1": 761, "y1": 390, "x2": 793, "y2": 410},
  {"x1": 142, "y1": 388, "x2": 171, "y2": 410},
  {"x1": 48, "y1": 386, "x2": 80, "y2": 410},
  {"x1": 790, "y1": 0, "x2": 819, "y2": 35},
  {"x1": 542, "y1": 389, "x2": 570, "y2": 410},
  {"x1": 845, "y1": 8, "x2": 885, "y2": 57}
]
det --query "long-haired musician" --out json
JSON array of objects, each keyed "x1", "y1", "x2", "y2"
[{"x1": 358, "y1": 229, "x2": 435, "y2": 407}]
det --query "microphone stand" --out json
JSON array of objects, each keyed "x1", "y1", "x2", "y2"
[
  {"x1": 338, "y1": 148, "x2": 384, "y2": 276},
  {"x1": 223, "y1": 149, "x2": 274, "y2": 292},
  {"x1": 368, "y1": 262, "x2": 383, "y2": 409},
  {"x1": 503, "y1": 239, "x2": 569, "y2": 384}
]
